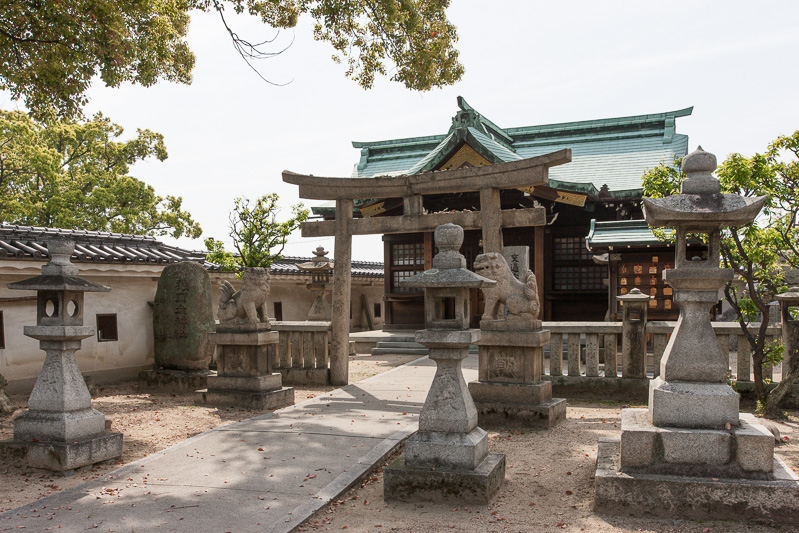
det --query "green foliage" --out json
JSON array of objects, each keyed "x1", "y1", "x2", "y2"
[
  {"x1": 0, "y1": 0, "x2": 194, "y2": 120},
  {"x1": 206, "y1": 193, "x2": 309, "y2": 269},
  {"x1": 204, "y1": 237, "x2": 239, "y2": 272},
  {"x1": 0, "y1": 110, "x2": 201, "y2": 238},
  {"x1": 0, "y1": 0, "x2": 463, "y2": 119}
]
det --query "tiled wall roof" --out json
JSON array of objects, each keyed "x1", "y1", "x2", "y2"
[{"x1": 0, "y1": 224, "x2": 207, "y2": 265}]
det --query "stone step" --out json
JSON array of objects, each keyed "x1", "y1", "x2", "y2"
[
  {"x1": 376, "y1": 341, "x2": 427, "y2": 349},
  {"x1": 371, "y1": 347, "x2": 430, "y2": 356}
]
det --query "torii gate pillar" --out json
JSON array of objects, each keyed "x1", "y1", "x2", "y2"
[{"x1": 331, "y1": 199, "x2": 353, "y2": 385}]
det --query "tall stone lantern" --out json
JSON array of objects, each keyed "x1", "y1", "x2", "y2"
[
  {"x1": 5, "y1": 238, "x2": 122, "y2": 471},
  {"x1": 384, "y1": 223, "x2": 505, "y2": 503},
  {"x1": 595, "y1": 148, "x2": 799, "y2": 523},
  {"x1": 295, "y1": 246, "x2": 333, "y2": 321}
]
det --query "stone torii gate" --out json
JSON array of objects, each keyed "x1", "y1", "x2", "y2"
[{"x1": 283, "y1": 149, "x2": 571, "y2": 385}]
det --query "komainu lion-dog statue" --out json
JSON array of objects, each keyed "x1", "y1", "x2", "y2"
[
  {"x1": 473, "y1": 252, "x2": 540, "y2": 323},
  {"x1": 218, "y1": 267, "x2": 271, "y2": 325}
]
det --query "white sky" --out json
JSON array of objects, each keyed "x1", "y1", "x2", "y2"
[{"x1": 6, "y1": 1, "x2": 798, "y2": 262}]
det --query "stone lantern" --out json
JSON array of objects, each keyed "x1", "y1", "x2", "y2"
[
  {"x1": 295, "y1": 246, "x2": 333, "y2": 321},
  {"x1": 5, "y1": 238, "x2": 122, "y2": 471},
  {"x1": 595, "y1": 147, "x2": 799, "y2": 523},
  {"x1": 616, "y1": 287, "x2": 652, "y2": 379},
  {"x1": 776, "y1": 287, "x2": 799, "y2": 382},
  {"x1": 383, "y1": 223, "x2": 505, "y2": 503}
]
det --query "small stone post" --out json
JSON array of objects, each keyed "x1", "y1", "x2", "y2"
[
  {"x1": 197, "y1": 268, "x2": 293, "y2": 410},
  {"x1": 384, "y1": 224, "x2": 505, "y2": 504},
  {"x1": 4, "y1": 238, "x2": 122, "y2": 471},
  {"x1": 776, "y1": 287, "x2": 799, "y2": 381},
  {"x1": 617, "y1": 288, "x2": 651, "y2": 378}
]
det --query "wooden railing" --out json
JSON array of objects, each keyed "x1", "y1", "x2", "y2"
[{"x1": 542, "y1": 321, "x2": 784, "y2": 382}]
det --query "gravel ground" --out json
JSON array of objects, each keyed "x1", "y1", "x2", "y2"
[{"x1": 299, "y1": 402, "x2": 799, "y2": 533}]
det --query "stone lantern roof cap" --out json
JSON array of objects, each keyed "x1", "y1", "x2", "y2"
[
  {"x1": 642, "y1": 146, "x2": 767, "y2": 228},
  {"x1": 617, "y1": 287, "x2": 652, "y2": 302},
  {"x1": 403, "y1": 267, "x2": 495, "y2": 289},
  {"x1": 8, "y1": 274, "x2": 110, "y2": 293},
  {"x1": 8, "y1": 237, "x2": 111, "y2": 293},
  {"x1": 776, "y1": 287, "x2": 799, "y2": 302}
]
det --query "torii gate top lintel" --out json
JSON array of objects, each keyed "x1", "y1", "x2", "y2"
[
  {"x1": 282, "y1": 148, "x2": 571, "y2": 201},
  {"x1": 281, "y1": 148, "x2": 571, "y2": 387}
]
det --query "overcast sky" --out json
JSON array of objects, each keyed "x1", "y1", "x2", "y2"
[{"x1": 7, "y1": 1, "x2": 798, "y2": 262}]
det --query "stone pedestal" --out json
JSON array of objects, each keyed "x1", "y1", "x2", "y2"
[
  {"x1": 469, "y1": 324, "x2": 566, "y2": 428},
  {"x1": 384, "y1": 330, "x2": 505, "y2": 504},
  {"x1": 197, "y1": 323, "x2": 293, "y2": 410}
]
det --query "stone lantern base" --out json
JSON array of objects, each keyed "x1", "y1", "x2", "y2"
[
  {"x1": 469, "y1": 326, "x2": 566, "y2": 428},
  {"x1": 384, "y1": 451, "x2": 506, "y2": 504},
  {"x1": 595, "y1": 435, "x2": 799, "y2": 525},
  {"x1": 196, "y1": 324, "x2": 294, "y2": 410}
]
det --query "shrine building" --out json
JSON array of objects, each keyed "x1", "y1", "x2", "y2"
[{"x1": 309, "y1": 97, "x2": 693, "y2": 328}]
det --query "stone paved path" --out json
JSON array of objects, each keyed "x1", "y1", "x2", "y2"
[{"x1": 0, "y1": 355, "x2": 473, "y2": 533}]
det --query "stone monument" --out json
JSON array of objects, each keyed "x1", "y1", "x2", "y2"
[
  {"x1": 295, "y1": 246, "x2": 333, "y2": 321},
  {"x1": 384, "y1": 223, "x2": 505, "y2": 503},
  {"x1": 153, "y1": 261, "x2": 215, "y2": 371},
  {"x1": 469, "y1": 252, "x2": 566, "y2": 427},
  {"x1": 197, "y1": 268, "x2": 293, "y2": 409},
  {"x1": 2, "y1": 238, "x2": 122, "y2": 471},
  {"x1": 595, "y1": 147, "x2": 799, "y2": 524}
]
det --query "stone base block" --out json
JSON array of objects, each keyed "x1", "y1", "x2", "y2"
[
  {"x1": 620, "y1": 408, "x2": 775, "y2": 477},
  {"x1": 649, "y1": 377, "x2": 739, "y2": 429},
  {"x1": 595, "y1": 438, "x2": 799, "y2": 526},
  {"x1": 139, "y1": 369, "x2": 212, "y2": 391},
  {"x1": 206, "y1": 373, "x2": 282, "y2": 392},
  {"x1": 196, "y1": 386, "x2": 294, "y2": 410},
  {"x1": 384, "y1": 452, "x2": 505, "y2": 504},
  {"x1": 14, "y1": 407, "x2": 105, "y2": 442},
  {"x1": 276, "y1": 367, "x2": 330, "y2": 386},
  {"x1": 474, "y1": 397, "x2": 567, "y2": 429},
  {"x1": 1, "y1": 432, "x2": 123, "y2": 472},
  {"x1": 406, "y1": 428, "x2": 487, "y2": 470},
  {"x1": 469, "y1": 380, "x2": 551, "y2": 405}
]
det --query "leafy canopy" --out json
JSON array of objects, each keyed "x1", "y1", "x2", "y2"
[
  {"x1": 205, "y1": 193, "x2": 309, "y2": 270},
  {"x1": 0, "y1": 110, "x2": 201, "y2": 238},
  {"x1": 0, "y1": 0, "x2": 463, "y2": 119}
]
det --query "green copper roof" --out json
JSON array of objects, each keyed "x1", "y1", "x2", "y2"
[
  {"x1": 586, "y1": 219, "x2": 674, "y2": 248},
  {"x1": 350, "y1": 97, "x2": 691, "y2": 199}
]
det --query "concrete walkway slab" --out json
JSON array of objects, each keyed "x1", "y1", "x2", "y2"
[{"x1": 0, "y1": 355, "x2": 478, "y2": 533}]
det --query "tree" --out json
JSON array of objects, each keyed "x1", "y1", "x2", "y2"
[
  {"x1": 642, "y1": 133, "x2": 799, "y2": 418},
  {"x1": 0, "y1": 110, "x2": 201, "y2": 238},
  {"x1": 205, "y1": 193, "x2": 309, "y2": 270},
  {"x1": 0, "y1": 0, "x2": 463, "y2": 119}
]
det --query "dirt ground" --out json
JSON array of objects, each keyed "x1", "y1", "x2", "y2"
[
  {"x1": 0, "y1": 353, "x2": 418, "y2": 513},
  {"x1": 299, "y1": 402, "x2": 799, "y2": 533},
  {"x1": 1, "y1": 355, "x2": 797, "y2": 532}
]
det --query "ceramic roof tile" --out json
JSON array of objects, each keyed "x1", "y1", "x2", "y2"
[{"x1": 350, "y1": 98, "x2": 691, "y2": 197}]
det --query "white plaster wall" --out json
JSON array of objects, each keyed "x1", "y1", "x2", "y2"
[
  {"x1": 1, "y1": 260, "x2": 164, "y2": 393},
  {"x1": 2, "y1": 262, "x2": 385, "y2": 393}
]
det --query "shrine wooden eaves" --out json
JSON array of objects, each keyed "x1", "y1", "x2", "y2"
[{"x1": 282, "y1": 149, "x2": 572, "y2": 238}]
